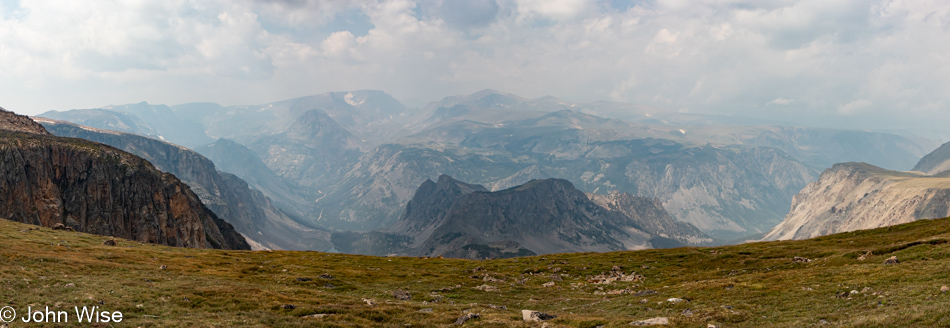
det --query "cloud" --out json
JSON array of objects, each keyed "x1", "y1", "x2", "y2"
[
  {"x1": 515, "y1": 0, "x2": 595, "y2": 21},
  {"x1": 767, "y1": 98, "x2": 794, "y2": 106},
  {"x1": 0, "y1": 0, "x2": 949, "y2": 133},
  {"x1": 838, "y1": 99, "x2": 873, "y2": 115}
]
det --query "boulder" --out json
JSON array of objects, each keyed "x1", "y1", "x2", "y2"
[
  {"x1": 393, "y1": 290, "x2": 412, "y2": 300},
  {"x1": 630, "y1": 317, "x2": 670, "y2": 326},
  {"x1": 522, "y1": 310, "x2": 556, "y2": 322},
  {"x1": 454, "y1": 313, "x2": 480, "y2": 325}
]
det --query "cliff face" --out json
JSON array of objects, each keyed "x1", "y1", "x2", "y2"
[
  {"x1": 37, "y1": 119, "x2": 330, "y2": 251},
  {"x1": 0, "y1": 130, "x2": 248, "y2": 249},
  {"x1": 336, "y1": 175, "x2": 706, "y2": 259},
  {"x1": 763, "y1": 162, "x2": 950, "y2": 241}
]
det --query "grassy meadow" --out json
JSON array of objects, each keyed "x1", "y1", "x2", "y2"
[{"x1": 1, "y1": 217, "x2": 950, "y2": 327}]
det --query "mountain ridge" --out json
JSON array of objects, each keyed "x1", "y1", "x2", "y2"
[{"x1": 336, "y1": 175, "x2": 708, "y2": 259}]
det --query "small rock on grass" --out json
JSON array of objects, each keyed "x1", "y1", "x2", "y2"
[
  {"x1": 941, "y1": 286, "x2": 949, "y2": 293},
  {"x1": 635, "y1": 290, "x2": 657, "y2": 296},
  {"x1": 301, "y1": 314, "x2": 328, "y2": 319},
  {"x1": 102, "y1": 239, "x2": 117, "y2": 246},
  {"x1": 393, "y1": 290, "x2": 412, "y2": 300},
  {"x1": 883, "y1": 256, "x2": 899, "y2": 265},
  {"x1": 475, "y1": 284, "x2": 498, "y2": 292},
  {"x1": 792, "y1": 256, "x2": 811, "y2": 263},
  {"x1": 630, "y1": 317, "x2": 669, "y2": 326},
  {"x1": 522, "y1": 310, "x2": 556, "y2": 322},
  {"x1": 454, "y1": 313, "x2": 480, "y2": 325},
  {"x1": 542, "y1": 281, "x2": 556, "y2": 287}
]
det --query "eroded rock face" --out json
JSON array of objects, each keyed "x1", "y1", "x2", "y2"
[
  {"x1": 764, "y1": 162, "x2": 950, "y2": 241},
  {"x1": 0, "y1": 111, "x2": 248, "y2": 250}
]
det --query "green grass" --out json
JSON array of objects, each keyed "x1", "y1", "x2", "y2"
[{"x1": 2, "y1": 218, "x2": 950, "y2": 327}]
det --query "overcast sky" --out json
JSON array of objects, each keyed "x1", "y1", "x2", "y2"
[{"x1": 1, "y1": 0, "x2": 948, "y2": 131}]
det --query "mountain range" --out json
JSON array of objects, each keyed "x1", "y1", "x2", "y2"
[{"x1": 37, "y1": 89, "x2": 942, "y2": 244}]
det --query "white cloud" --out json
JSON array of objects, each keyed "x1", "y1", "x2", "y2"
[
  {"x1": 838, "y1": 99, "x2": 873, "y2": 115},
  {"x1": 0, "y1": 0, "x2": 949, "y2": 132},
  {"x1": 515, "y1": 0, "x2": 594, "y2": 21},
  {"x1": 768, "y1": 98, "x2": 794, "y2": 106}
]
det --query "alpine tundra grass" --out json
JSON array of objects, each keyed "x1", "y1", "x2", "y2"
[{"x1": 1, "y1": 217, "x2": 950, "y2": 327}]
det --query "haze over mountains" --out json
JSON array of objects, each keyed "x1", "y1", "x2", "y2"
[{"x1": 37, "y1": 89, "x2": 942, "y2": 252}]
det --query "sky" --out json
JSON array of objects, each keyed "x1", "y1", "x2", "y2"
[{"x1": 1, "y1": 0, "x2": 949, "y2": 132}]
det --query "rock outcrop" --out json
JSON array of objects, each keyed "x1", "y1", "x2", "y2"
[
  {"x1": 0, "y1": 108, "x2": 248, "y2": 249},
  {"x1": 764, "y1": 162, "x2": 950, "y2": 241}
]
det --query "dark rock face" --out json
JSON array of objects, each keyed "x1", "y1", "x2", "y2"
[
  {"x1": 0, "y1": 111, "x2": 248, "y2": 250},
  {"x1": 38, "y1": 119, "x2": 331, "y2": 251},
  {"x1": 337, "y1": 175, "x2": 689, "y2": 258}
]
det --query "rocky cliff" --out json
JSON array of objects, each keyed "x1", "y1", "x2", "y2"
[
  {"x1": 36, "y1": 119, "x2": 331, "y2": 251},
  {"x1": 335, "y1": 175, "x2": 706, "y2": 259},
  {"x1": 0, "y1": 110, "x2": 248, "y2": 249},
  {"x1": 763, "y1": 162, "x2": 950, "y2": 241}
]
